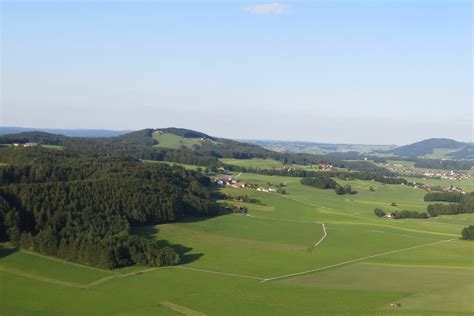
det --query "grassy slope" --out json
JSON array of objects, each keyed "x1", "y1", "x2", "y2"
[
  {"x1": 1, "y1": 161, "x2": 473, "y2": 315},
  {"x1": 220, "y1": 158, "x2": 284, "y2": 169},
  {"x1": 153, "y1": 132, "x2": 203, "y2": 149},
  {"x1": 0, "y1": 245, "x2": 112, "y2": 285},
  {"x1": 142, "y1": 159, "x2": 202, "y2": 171}
]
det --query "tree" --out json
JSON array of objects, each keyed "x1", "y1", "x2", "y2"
[
  {"x1": 374, "y1": 208, "x2": 384, "y2": 217},
  {"x1": 335, "y1": 184, "x2": 346, "y2": 195},
  {"x1": 343, "y1": 184, "x2": 352, "y2": 195},
  {"x1": 461, "y1": 225, "x2": 474, "y2": 240}
]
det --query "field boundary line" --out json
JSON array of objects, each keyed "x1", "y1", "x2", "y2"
[
  {"x1": 244, "y1": 214, "x2": 327, "y2": 248},
  {"x1": 0, "y1": 266, "x2": 87, "y2": 288},
  {"x1": 261, "y1": 238, "x2": 456, "y2": 283},
  {"x1": 119, "y1": 266, "x2": 171, "y2": 278},
  {"x1": 324, "y1": 221, "x2": 459, "y2": 237},
  {"x1": 359, "y1": 262, "x2": 474, "y2": 271},
  {"x1": 176, "y1": 266, "x2": 265, "y2": 281},
  {"x1": 275, "y1": 193, "x2": 365, "y2": 219},
  {"x1": 85, "y1": 274, "x2": 119, "y2": 288},
  {"x1": 20, "y1": 249, "x2": 117, "y2": 274},
  {"x1": 314, "y1": 222, "x2": 327, "y2": 247}
]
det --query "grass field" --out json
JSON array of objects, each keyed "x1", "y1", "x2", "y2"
[
  {"x1": 1, "y1": 163, "x2": 473, "y2": 315},
  {"x1": 423, "y1": 148, "x2": 463, "y2": 159},
  {"x1": 142, "y1": 159, "x2": 203, "y2": 171},
  {"x1": 219, "y1": 158, "x2": 350, "y2": 174},
  {"x1": 41, "y1": 144, "x2": 64, "y2": 150},
  {"x1": 220, "y1": 158, "x2": 285, "y2": 169},
  {"x1": 153, "y1": 132, "x2": 204, "y2": 149}
]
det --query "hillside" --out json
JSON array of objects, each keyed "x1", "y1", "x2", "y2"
[
  {"x1": 0, "y1": 126, "x2": 130, "y2": 138},
  {"x1": 1, "y1": 128, "x2": 473, "y2": 315},
  {"x1": 387, "y1": 138, "x2": 466, "y2": 157},
  {"x1": 0, "y1": 128, "x2": 395, "y2": 174},
  {"x1": 0, "y1": 149, "x2": 218, "y2": 269}
]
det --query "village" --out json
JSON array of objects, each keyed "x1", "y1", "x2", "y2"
[
  {"x1": 10, "y1": 143, "x2": 39, "y2": 148},
  {"x1": 214, "y1": 175, "x2": 280, "y2": 193},
  {"x1": 384, "y1": 162, "x2": 472, "y2": 181}
]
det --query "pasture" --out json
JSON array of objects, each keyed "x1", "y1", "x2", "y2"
[
  {"x1": 153, "y1": 132, "x2": 204, "y2": 149},
  {"x1": 1, "y1": 162, "x2": 473, "y2": 315},
  {"x1": 219, "y1": 158, "x2": 284, "y2": 169}
]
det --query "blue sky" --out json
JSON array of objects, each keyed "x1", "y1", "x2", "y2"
[{"x1": 1, "y1": 0, "x2": 472, "y2": 144}]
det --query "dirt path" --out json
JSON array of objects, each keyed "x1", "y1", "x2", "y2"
[{"x1": 313, "y1": 222, "x2": 327, "y2": 247}]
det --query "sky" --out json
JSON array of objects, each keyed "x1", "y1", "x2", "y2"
[{"x1": 1, "y1": 0, "x2": 472, "y2": 145}]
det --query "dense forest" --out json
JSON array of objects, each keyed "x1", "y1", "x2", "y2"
[{"x1": 0, "y1": 149, "x2": 218, "y2": 269}]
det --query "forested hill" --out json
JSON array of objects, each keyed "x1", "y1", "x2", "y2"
[
  {"x1": 386, "y1": 138, "x2": 467, "y2": 157},
  {"x1": 0, "y1": 128, "x2": 394, "y2": 174},
  {"x1": 0, "y1": 148, "x2": 218, "y2": 269},
  {"x1": 0, "y1": 126, "x2": 130, "y2": 138}
]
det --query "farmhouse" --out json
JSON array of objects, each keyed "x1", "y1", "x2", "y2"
[
  {"x1": 214, "y1": 176, "x2": 247, "y2": 188},
  {"x1": 11, "y1": 143, "x2": 39, "y2": 148},
  {"x1": 319, "y1": 163, "x2": 333, "y2": 170},
  {"x1": 256, "y1": 187, "x2": 276, "y2": 193},
  {"x1": 215, "y1": 176, "x2": 233, "y2": 185}
]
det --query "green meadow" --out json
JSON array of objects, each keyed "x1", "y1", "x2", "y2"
[
  {"x1": 220, "y1": 158, "x2": 285, "y2": 169},
  {"x1": 153, "y1": 132, "x2": 204, "y2": 149},
  {"x1": 1, "y1": 158, "x2": 473, "y2": 315}
]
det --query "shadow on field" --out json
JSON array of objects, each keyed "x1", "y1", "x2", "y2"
[
  {"x1": 157, "y1": 240, "x2": 204, "y2": 264},
  {"x1": 135, "y1": 226, "x2": 204, "y2": 264},
  {"x1": 0, "y1": 244, "x2": 18, "y2": 259}
]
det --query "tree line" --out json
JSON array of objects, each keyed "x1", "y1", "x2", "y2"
[
  {"x1": 425, "y1": 192, "x2": 473, "y2": 217},
  {"x1": 374, "y1": 208, "x2": 428, "y2": 219},
  {"x1": 300, "y1": 175, "x2": 353, "y2": 195},
  {"x1": 373, "y1": 191, "x2": 473, "y2": 220}
]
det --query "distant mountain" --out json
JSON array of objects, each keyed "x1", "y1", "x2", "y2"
[
  {"x1": 0, "y1": 126, "x2": 130, "y2": 138},
  {"x1": 387, "y1": 138, "x2": 467, "y2": 157}
]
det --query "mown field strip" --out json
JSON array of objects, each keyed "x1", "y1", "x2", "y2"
[
  {"x1": 325, "y1": 221, "x2": 459, "y2": 237},
  {"x1": 119, "y1": 266, "x2": 171, "y2": 278},
  {"x1": 276, "y1": 193, "x2": 365, "y2": 219},
  {"x1": 21, "y1": 249, "x2": 117, "y2": 274},
  {"x1": 245, "y1": 213, "x2": 313, "y2": 224},
  {"x1": 160, "y1": 301, "x2": 207, "y2": 316},
  {"x1": 260, "y1": 238, "x2": 456, "y2": 283}
]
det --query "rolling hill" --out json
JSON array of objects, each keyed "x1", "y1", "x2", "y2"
[{"x1": 385, "y1": 138, "x2": 472, "y2": 159}]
